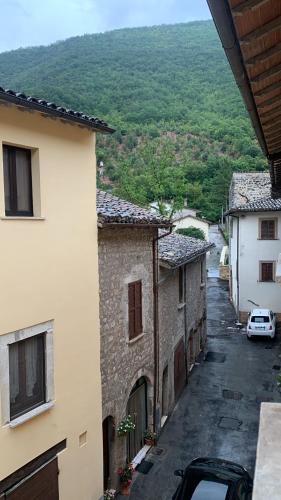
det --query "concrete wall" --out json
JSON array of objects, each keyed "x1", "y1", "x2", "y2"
[
  {"x1": 98, "y1": 226, "x2": 155, "y2": 483},
  {"x1": 253, "y1": 403, "x2": 281, "y2": 500},
  {"x1": 230, "y1": 213, "x2": 281, "y2": 320},
  {"x1": 158, "y1": 256, "x2": 207, "y2": 417},
  {"x1": 0, "y1": 105, "x2": 103, "y2": 498},
  {"x1": 173, "y1": 216, "x2": 209, "y2": 241}
]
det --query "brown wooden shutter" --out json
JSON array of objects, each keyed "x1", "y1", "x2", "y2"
[
  {"x1": 135, "y1": 281, "x2": 142, "y2": 337},
  {"x1": 128, "y1": 281, "x2": 142, "y2": 340},
  {"x1": 128, "y1": 283, "x2": 136, "y2": 340},
  {"x1": 261, "y1": 220, "x2": 275, "y2": 239},
  {"x1": 261, "y1": 262, "x2": 273, "y2": 281}
]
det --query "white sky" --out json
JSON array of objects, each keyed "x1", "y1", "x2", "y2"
[{"x1": 0, "y1": 0, "x2": 211, "y2": 53}]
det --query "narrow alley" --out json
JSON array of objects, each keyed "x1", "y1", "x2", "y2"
[{"x1": 128, "y1": 278, "x2": 281, "y2": 500}]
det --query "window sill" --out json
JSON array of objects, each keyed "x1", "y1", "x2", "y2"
[
  {"x1": 258, "y1": 280, "x2": 275, "y2": 283},
  {"x1": 177, "y1": 303, "x2": 186, "y2": 310},
  {"x1": 257, "y1": 238, "x2": 279, "y2": 241},
  {"x1": 0, "y1": 216, "x2": 45, "y2": 221},
  {"x1": 128, "y1": 332, "x2": 145, "y2": 345},
  {"x1": 9, "y1": 401, "x2": 54, "y2": 428}
]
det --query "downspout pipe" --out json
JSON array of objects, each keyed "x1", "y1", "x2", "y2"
[
  {"x1": 152, "y1": 226, "x2": 173, "y2": 435},
  {"x1": 230, "y1": 214, "x2": 240, "y2": 319}
]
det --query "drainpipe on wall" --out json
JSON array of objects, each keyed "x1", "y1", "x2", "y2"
[{"x1": 152, "y1": 226, "x2": 172, "y2": 435}]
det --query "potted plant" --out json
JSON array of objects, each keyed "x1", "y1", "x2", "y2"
[
  {"x1": 116, "y1": 415, "x2": 135, "y2": 437},
  {"x1": 144, "y1": 429, "x2": 156, "y2": 446},
  {"x1": 117, "y1": 463, "x2": 134, "y2": 496}
]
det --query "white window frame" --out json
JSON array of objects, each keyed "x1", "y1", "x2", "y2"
[{"x1": 0, "y1": 320, "x2": 54, "y2": 427}]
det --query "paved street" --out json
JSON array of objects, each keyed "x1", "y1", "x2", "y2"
[
  {"x1": 207, "y1": 224, "x2": 225, "y2": 278},
  {"x1": 128, "y1": 278, "x2": 281, "y2": 500}
]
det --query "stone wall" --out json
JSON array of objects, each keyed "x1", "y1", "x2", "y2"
[
  {"x1": 158, "y1": 256, "x2": 207, "y2": 423},
  {"x1": 98, "y1": 226, "x2": 156, "y2": 487}
]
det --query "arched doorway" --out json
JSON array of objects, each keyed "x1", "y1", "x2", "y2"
[
  {"x1": 127, "y1": 377, "x2": 147, "y2": 461},
  {"x1": 102, "y1": 416, "x2": 114, "y2": 490}
]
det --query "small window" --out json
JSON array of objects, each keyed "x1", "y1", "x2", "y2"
[
  {"x1": 128, "y1": 281, "x2": 142, "y2": 340},
  {"x1": 3, "y1": 145, "x2": 33, "y2": 216},
  {"x1": 260, "y1": 219, "x2": 277, "y2": 240},
  {"x1": 9, "y1": 334, "x2": 45, "y2": 420},
  {"x1": 200, "y1": 260, "x2": 205, "y2": 284},
  {"x1": 260, "y1": 261, "x2": 275, "y2": 282},
  {"x1": 179, "y1": 266, "x2": 185, "y2": 303}
]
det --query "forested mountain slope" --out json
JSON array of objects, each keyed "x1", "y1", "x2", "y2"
[{"x1": 0, "y1": 21, "x2": 267, "y2": 220}]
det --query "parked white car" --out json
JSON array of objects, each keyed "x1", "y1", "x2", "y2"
[{"x1": 247, "y1": 309, "x2": 276, "y2": 339}]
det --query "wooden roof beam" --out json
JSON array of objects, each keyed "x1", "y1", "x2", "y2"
[
  {"x1": 232, "y1": 0, "x2": 270, "y2": 16},
  {"x1": 263, "y1": 118, "x2": 281, "y2": 132},
  {"x1": 264, "y1": 129, "x2": 281, "y2": 140},
  {"x1": 259, "y1": 103, "x2": 281, "y2": 118},
  {"x1": 266, "y1": 138, "x2": 281, "y2": 148},
  {"x1": 250, "y1": 62, "x2": 281, "y2": 83},
  {"x1": 254, "y1": 79, "x2": 281, "y2": 98},
  {"x1": 257, "y1": 92, "x2": 281, "y2": 109},
  {"x1": 240, "y1": 15, "x2": 281, "y2": 44},
  {"x1": 261, "y1": 110, "x2": 281, "y2": 124},
  {"x1": 246, "y1": 42, "x2": 281, "y2": 66}
]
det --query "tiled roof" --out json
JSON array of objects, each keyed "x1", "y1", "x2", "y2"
[
  {"x1": 229, "y1": 172, "x2": 271, "y2": 210},
  {"x1": 97, "y1": 190, "x2": 171, "y2": 226},
  {"x1": 0, "y1": 86, "x2": 114, "y2": 133},
  {"x1": 227, "y1": 172, "x2": 281, "y2": 215},
  {"x1": 158, "y1": 231, "x2": 213, "y2": 268},
  {"x1": 228, "y1": 197, "x2": 281, "y2": 214}
]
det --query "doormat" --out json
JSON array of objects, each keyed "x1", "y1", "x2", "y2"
[
  {"x1": 205, "y1": 351, "x2": 226, "y2": 363},
  {"x1": 136, "y1": 460, "x2": 154, "y2": 474}
]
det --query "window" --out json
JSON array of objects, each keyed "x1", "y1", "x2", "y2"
[
  {"x1": 260, "y1": 261, "x2": 275, "y2": 282},
  {"x1": 3, "y1": 145, "x2": 33, "y2": 216},
  {"x1": 128, "y1": 280, "x2": 142, "y2": 340},
  {"x1": 0, "y1": 321, "x2": 54, "y2": 426},
  {"x1": 200, "y1": 259, "x2": 205, "y2": 285},
  {"x1": 259, "y1": 218, "x2": 277, "y2": 240},
  {"x1": 9, "y1": 334, "x2": 45, "y2": 420},
  {"x1": 178, "y1": 266, "x2": 185, "y2": 303}
]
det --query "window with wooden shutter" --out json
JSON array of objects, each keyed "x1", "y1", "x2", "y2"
[
  {"x1": 260, "y1": 262, "x2": 274, "y2": 282},
  {"x1": 3, "y1": 145, "x2": 33, "y2": 216},
  {"x1": 128, "y1": 281, "x2": 142, "y2": 340},
  {"x1": 260, "y1": 219, "x2": 277, "y2": 240}
]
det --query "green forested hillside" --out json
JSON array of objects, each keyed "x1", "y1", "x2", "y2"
[{"x1": 0, "y1": 21, "x2": 267, "y2": 220}]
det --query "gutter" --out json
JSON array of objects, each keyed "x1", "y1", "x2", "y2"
[{"x1": 207, "y1": 0, "x2": 268, "y2": 157}]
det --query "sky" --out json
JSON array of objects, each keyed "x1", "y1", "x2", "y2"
[{"x1": 0, "y1": 0, "x2": 211, "y2": 53}]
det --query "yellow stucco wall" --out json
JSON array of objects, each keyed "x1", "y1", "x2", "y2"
[{"x1": 0, "y1": 104, "x2": 103, "y2": 499}]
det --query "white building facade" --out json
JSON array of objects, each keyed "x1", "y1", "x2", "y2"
[{"x1": 228, "y1": 173, "x2": 281, "y2": 322}]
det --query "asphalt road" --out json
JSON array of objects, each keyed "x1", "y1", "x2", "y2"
[{"x1": 126, "y1": 279, "x2": 281, "y2": 500}]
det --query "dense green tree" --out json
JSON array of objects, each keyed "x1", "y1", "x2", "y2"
[
  {"x1": 176, "y1": 227, "x2": 206, "y2": 240},
  {"x1": 0, "y1": 21, "x2": 267, "y2": 220}
]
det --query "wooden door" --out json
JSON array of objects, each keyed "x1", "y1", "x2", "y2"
[
  {"x1": 5, "y1": 458, "x2": 59, "y2": 500},
  {"x1": 127, "y1": 378, "x2": 147, "y2": 461},
  {"x1": 174, "y1": 338, "x2": 186, "y2": 401}
]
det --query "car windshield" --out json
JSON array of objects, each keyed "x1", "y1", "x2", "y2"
[
  {"x1": 251, "y1": 316, "x2": 270, "y2": 323},
  {"x1": 191, "y1": 480, "x2": 229, "y2": 500}
]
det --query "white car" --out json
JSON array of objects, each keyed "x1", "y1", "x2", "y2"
[{"x1": 247, "y1": 308, "x2": 276, "y2": 339}]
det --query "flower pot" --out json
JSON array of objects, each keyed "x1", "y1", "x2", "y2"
[
  {"x1": 144, "y1": 437, "x2": 155, "y2": 447},
  {"x1": 120, "y1": 481, "x2": 131, "y2": 496}
]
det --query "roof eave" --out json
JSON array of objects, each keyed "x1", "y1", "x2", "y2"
[
  {"x1": 0, "y1": 93, "x2": 115, "y2": 134},
  {"x1": 207, "y1": 1, "x2": 268, "y2": 157}
]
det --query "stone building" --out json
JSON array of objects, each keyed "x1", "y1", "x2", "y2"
[
  {"x1": 158, "y1": 232, "x2": 213, "y2": 421},
  {"x1": 97, "y1": 190, "x2": 170, "y2": 490}
]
